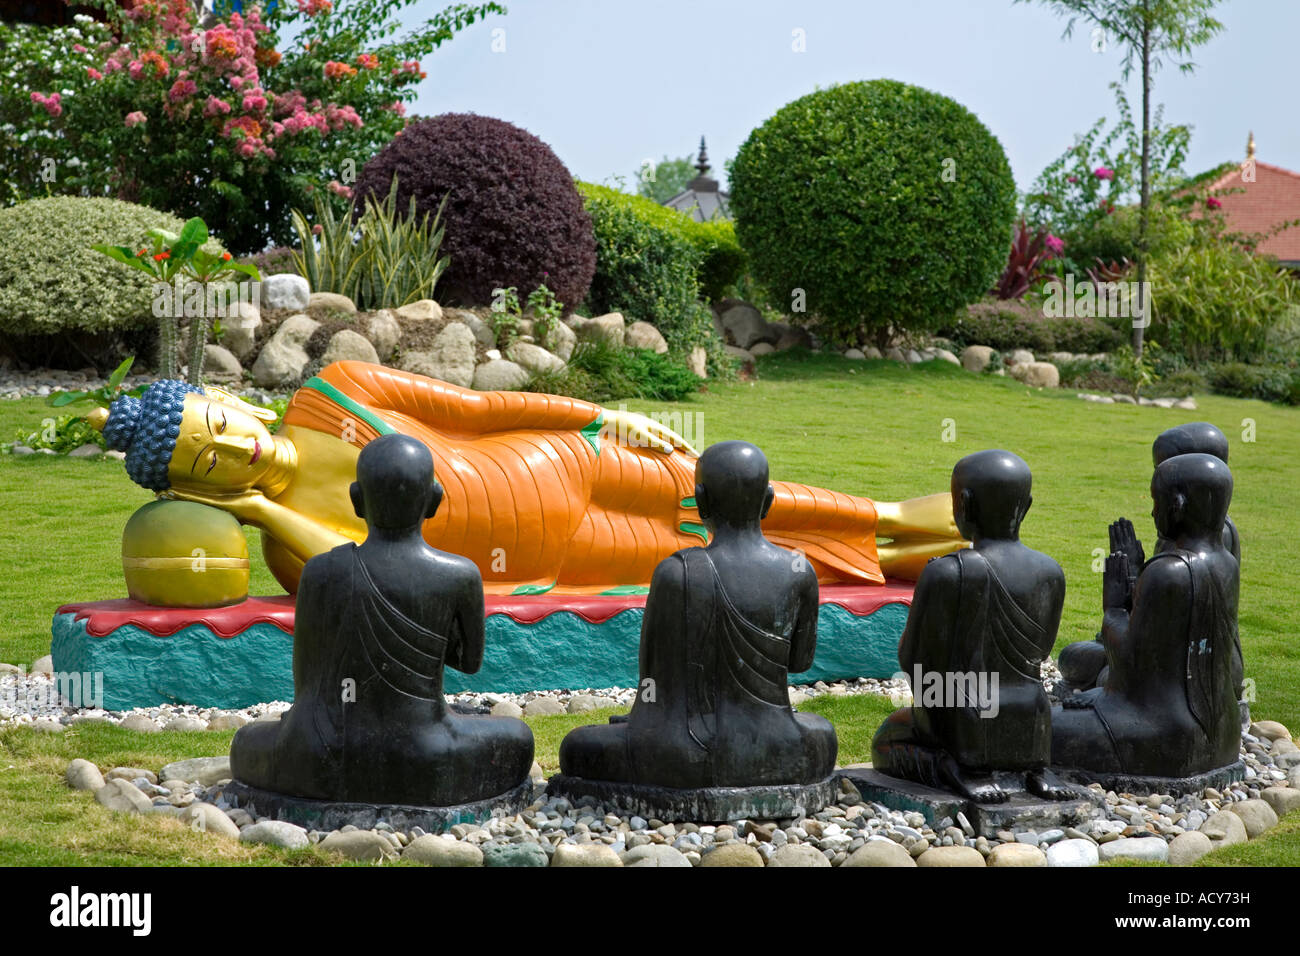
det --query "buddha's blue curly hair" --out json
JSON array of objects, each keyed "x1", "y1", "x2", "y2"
[{"x1": 102, "y1": 380, "x2": 204, "y2": 491}]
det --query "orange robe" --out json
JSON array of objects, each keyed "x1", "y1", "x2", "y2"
[{"x1": 281, "y1": 361, "x2": 882, "y2": 592}]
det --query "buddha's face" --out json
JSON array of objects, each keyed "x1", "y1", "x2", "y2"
[{"x1": 168, "y1": 394, "x2": 275, "y2": 493}]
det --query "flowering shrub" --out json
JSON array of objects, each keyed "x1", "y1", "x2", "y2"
[{"x1": 0, "y1": 0, "x2": 504, "y2": 253}]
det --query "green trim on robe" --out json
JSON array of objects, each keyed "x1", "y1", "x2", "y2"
[{"x1": 301, "y1": 377, "x2": 397, "y2": 437}]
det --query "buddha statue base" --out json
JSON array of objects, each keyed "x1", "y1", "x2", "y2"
[
  {"x1": 840, "y1": 768, "x2": 1103, "y2": 840},
  {"x1": 546, "y1": 773, "x2": 839, "y2": 825},
  {"x1": 50, "y1": 583, "x2": 915, "y2": 710},
  {"x1": 1051, "y1": 761, "x2": 1246, "y2": 800},
  {"x1": 223, "y1": 778, "x2": 535, "y2": 834},
  {"x1": 51, "y1": 596, "x2": 295, "y2": 710}
]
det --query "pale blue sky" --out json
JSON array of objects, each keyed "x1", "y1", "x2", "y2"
[{"x1": 404, "y1": 0, "x2": 1296, "y2": 195}]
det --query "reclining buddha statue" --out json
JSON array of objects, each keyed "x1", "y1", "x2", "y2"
[{"x1": 90, "y1": 360, "x2": 965, "y2": 596}]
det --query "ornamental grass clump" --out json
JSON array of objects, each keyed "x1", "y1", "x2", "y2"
[{"x1": 291, "y1": 179, "x2": 450, "y2": 311}]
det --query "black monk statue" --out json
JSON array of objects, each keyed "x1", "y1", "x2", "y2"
[
  {"x1": 558, "y1": 440, "x2": 838, "y2": 789},
  {"x1": 229, "y1": 433, "x2": 534, "y2": 806},
  {"x1": 1058, "y1": 422, "x2": 1242, "y2": 696},
  {"x1": 1051, "y1": 453, "x2": 1241, "y2": 780},
  {"x1": 871, "y1": 450, "x2": 1072, "y2": 803}
]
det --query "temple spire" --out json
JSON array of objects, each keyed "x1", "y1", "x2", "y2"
[
  {"x1": 1247, "y1": 130, "x2": 1256, "y2": 161},
  {"x1": 695, "y1": 136, "x2": 710, "y2": 177}
]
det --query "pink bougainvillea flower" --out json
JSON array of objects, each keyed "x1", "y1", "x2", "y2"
[
  {"x1": 327, "y1": 180, "x2": 353, "y2": 199},
  {"x1": 169, "y1": 79, "x2": 198, "y2": 103},
  {"x1": 357, "y1": 53, "x2": 379, "y2": 70},
  {"x1": 1094, "y1": 166, "x2": 1114, "y2": 180},
  {"x1": 73, "y1": 44, "x2": 87, "y2": 54},
  {"x1": 1045, "y1": 234, "x2": 1065, "y2": 256},
  {"x1": 243, "y1": 93, "x2": 268, "y2": 112},
  {"x1": 125, "y1": 111, "x2": 148, "y2": 127},
  {"x1": 87, "y1": 67, "x2": 103, "y2": 80},
  {"x1": 1067, "y1": 175, "x2": 1078, "y2": 184},
  {"x1": 31, "y1": 92, "x2": 62, "y2": 118},
  {"x1": 1206, "y1": 196, "x2": 1223, "y2": 209}
]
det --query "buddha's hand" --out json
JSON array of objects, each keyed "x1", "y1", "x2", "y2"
[
  {"x1": 599, "y1": 407, "x2": 699, "y2": 456},
  {"x1": 161, "y1": 486, "x2": 267, "y2": 523}
]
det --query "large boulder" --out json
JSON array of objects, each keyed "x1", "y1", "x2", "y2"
[
  {"x1": 626, "y1": 321, "x2": 669, "y2": 354},
  {"x1": 547, "y1": 319, "x2": 577, "y2": 361},
  {"x1": 960, "y1": 345, "x2": 995, "y2": 372},
  {"x1": 395, "y1": 299, "x2": 443, "y2": 322},
  {"x1": 1009, "y1": 361, "x2": 1060, "y2": 389},
  {"x1": 251, "y1": 313, "x2": 319, "y2": 387},
  {"x1": 472, "y1": 358, "x2": 529, "y2": 391},
  {"x1": 322, "y1": 329, "x2": 379, "y2": 366},
  {"x1": 399, "y1": 322, "x2": 477, "y2": 387},
  {"x1": 261, "y1": 274, "x2": 310, "y2": 311},
  {"x1": 578, "y1": 312, "x2": 625, "y2": 348},
  {"x1": 774, "y1": 324, "x2": 814, "y2": 351},
  {"x1": 444, "y1": 308, "x2": 497, "y2": 349},
  {"x1": 308, "y1": 292, "x2": 356, "y2": 314},
  {"x1": 221, "y1": 299, "x2": 261, "y2": 361},
  {"x1": 507, "y1": 341, "x2": 565, "y2": 376},
  {"x1": 688, "y1": 346, "x2": 707, "y2": 379},
  {"x1": 719, "y1": 302, "x2": 777, "y2": 350},
  {"x1": 364, "y1": 309, "x2": 402, "y2": 359},
  {"x1": 202, "y1": 344, "x2": 242, "y2": 383}
]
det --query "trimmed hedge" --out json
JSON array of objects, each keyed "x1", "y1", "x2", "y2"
[
  {"x1": 353, "y1": 113, "x2": 596, "y2": 311},
  {"x1": 0, "y1": 197, "x2": 226, "y2": 336},
  {"x1": 940, "y1": 299, "x2": 1124, "y2": 354},
  {"x1": 730, "y1": 80, "x2": 1017, "y2": 348},
  {"x1": 577, "y1": 182, "x2": 703, "y2": 350}
]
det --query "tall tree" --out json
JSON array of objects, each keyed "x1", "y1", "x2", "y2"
[
  {"x1": 635, "y1": 154, "x2": 695, "y2": 204},
  {"x1": 1018, "y1": 0, "x2": 1225, "y2": 357}
]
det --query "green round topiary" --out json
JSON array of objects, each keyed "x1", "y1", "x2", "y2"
[
  {"x1": 0, "y1": 196, "x2": 226, "y2": 336},
  {"x1": 730, "y1": 80, "x2": 1017, "y2": 348}
]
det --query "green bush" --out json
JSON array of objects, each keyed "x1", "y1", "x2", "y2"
[
  {"x1": 730, "y1": 80, "x2": 1017, "y2": 349},
  {"x1": 526, "y1": 338, "x2": 701, "y2": 404},
  {"x1": 1147, "y1": 241, "x2": 1296, "y2": 362},
  {"x1": 1208, "y1": 362, "x2": 1300, "y2": 404},
  {"x1": 577, "y1": 182, "x2": 701, "y2": 347},
  {"x1": 939, "y1": 299, "x2": 1123, "y2": 353},
  {"x1": 686, "y1": 217, "x2": 746, "y2": 301},
  {"x1": 0, "y1": 197, "x2": 225, "y2": 336},
  {"x1": 576, "y1": 182, "x2": 742, "y2": 349}
]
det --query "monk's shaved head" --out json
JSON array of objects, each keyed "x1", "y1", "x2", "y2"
[
  {"x1": 952, "y1": 450, "x2": 1033, "y2": 540},
  {"x1": 352, "y1": 433, "x2": 441, "y2": 529},
  {"x1": 1153, "y1": 422, "x2": 1229, "y2": 467},
  {"x1": 1152, "y1": 452, "x2": 1232, "y2": 539},
  {"x1": 696, "y1": 440, "x2": 773, "y2": 527}
]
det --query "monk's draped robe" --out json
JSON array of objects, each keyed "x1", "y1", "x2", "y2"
[
  {"x1": 230, "y1": 544, "x2": 533, "y2": 805},
  {"x1": 874, "y1": 549, "x2": 1052, "y2": 784},
  {"x1": 560, "y1": 547, "x2": 837, "y2": 788},
  {"x1": 278, "y1": 361, "x2": 885, "y2": 591}
]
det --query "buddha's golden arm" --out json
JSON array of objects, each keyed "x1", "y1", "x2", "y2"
[{"x1": 166, "y1": 488, "x2": 351, "y2": 566}]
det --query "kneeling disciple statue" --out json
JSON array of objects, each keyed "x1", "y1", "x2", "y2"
[
  {"x1": 554, "y1": 441, "x2": 838, "y2": 815},
  {"x1": 871, "y1": 450, "x2": 1073, "y2": 803},
  {"x1": 230, "y1": 434, "x2": 534, "y2": 808},
  {"x1": 1058, "y1": 422, "x2": 1242, "y2": 697},
  {"x1": 1051, "y1": 453, "x2": 1241, "y2": 785}
]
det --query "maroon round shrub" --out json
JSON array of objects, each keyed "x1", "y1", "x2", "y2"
[{"x1": 353, "y1": 113, "x2": 596, "y2": 310}]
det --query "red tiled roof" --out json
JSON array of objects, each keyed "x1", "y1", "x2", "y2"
[{"x1": 1206, "y1": 161, "x2": 1300, "y2": 263}]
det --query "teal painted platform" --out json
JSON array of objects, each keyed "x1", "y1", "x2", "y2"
[{"x1": 51, "y1": 586, "x2": 911, "y2": 709}]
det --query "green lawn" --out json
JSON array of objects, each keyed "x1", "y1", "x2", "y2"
[{"x1": 0, "y1": 353, "x2": 1296, "y2": 865}]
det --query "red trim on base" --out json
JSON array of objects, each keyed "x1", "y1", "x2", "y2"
[{"x1": 56, "y1": 581, "x2": 915, "y2": 639}]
